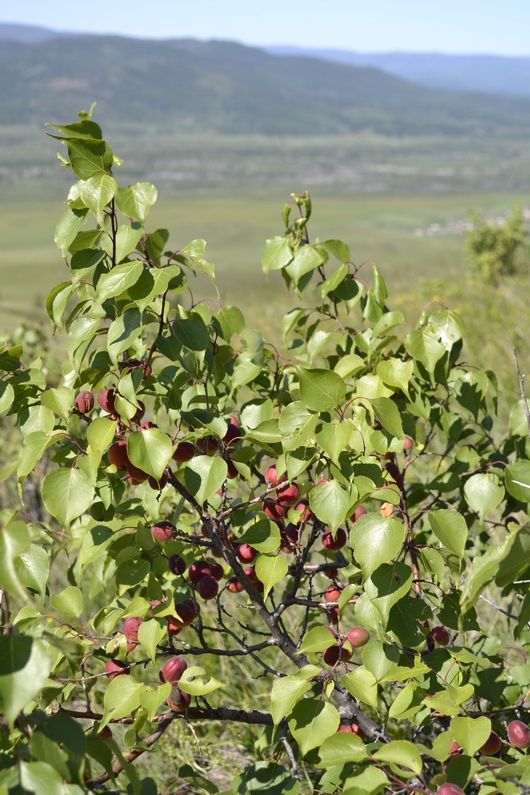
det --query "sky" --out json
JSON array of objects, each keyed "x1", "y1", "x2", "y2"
[{"x1": 2, "y1": 0, "x2": 530, "y2": 55}]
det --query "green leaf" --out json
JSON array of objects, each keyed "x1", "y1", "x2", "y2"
[
  {"x1": 213, "y1": 306, "x2": 245, "y2": 341},
  {"x1": 341, "y1": 667, "x2": 378, "y2": 709},
  {"x1": 460, "y1": 532, "x2": 517, "y2": 614},
  {"x1": 298, "y1": 626, "x2": 336, "y2": 655},
  {"x1": 298, "y1": 367, "x2": 346, "y2": 412},
  {"x1": 40, "y1": 386, "x2": 74, "y2": 421},
  {"x1": 184, "y1": 455, "x2": 228, "y2": 505},
  {"x1": 321, "y1": 263, "x2": 348, "y2": 298},
  {"x1": 279, "y1": 401, "x2": 318, "y2": 451},
  {"x1": 255, "y1": 554, "x2": 288, "y2": 599},
  {"x1": 61, "y1": 137, "x2": 114, "y2": 180},
  {"x1": 15, "y1": 545, "x2": 49, "y2": 601},
  {"x1": 107, "y1": 308, "x2": 143, "y2": 364},
  {"x1": 50, "y1": 586, "x2": 84, "y2": 618},
  {"x1": 309, "y1": 480, "x2": 351, "y2": 534},
  {"x1": 179, "y1": 665, "x2": 225, "y2": 696},
  {"x1": 96, "y1": 260, "x2": 144, "y2": 304},
  {"x1": 172, "y1": 318, "x2": 210, "y2": 351},
  {"x1": 495, "y1": 525, "x2": 530, "y2": 588},
  {"x1": 349, "y1": 514, "x2": 407, "y2": 578},
  {"x1": 261, "y1": 236, "x2": 293, "y2": 275},
  {"x1": 127, "y1": 428, "x2": 173, "y2": 482},
  {"x1": 42, "y1": 468, "x2": 94, "y2": 527},
  {"x1": 0, "y1": 381, "x2": 14, "y2": 414},
  {"x1": 405, "y1": 329, "x2": 445, "y2": 378},
  {"x1": 270, "y1": 666, "x2": 320, "y2": 725},
  {"x1": 115, "y1": 182, "x2": 158, "y2": 223},
  {"x1": 54, "y1": 208, "x2": 88, "y2": 258},
  {"x1": 0, "y1": 521, "x2": 31, "y2": 601},
  {"x1": 139, "y1": 683, "x2": 171, "y2": 721},
  {"x1": 0, "y1": 636, "x2": 53, "y2": 726},
  {"x1": 316, "y1": 733, "x2": 367, "y2": 768},
  {"x1": 79, "y1": 174, "x2": 117, "y2": 224},
  {"x1": 373, "y1": 740, "x2": 422, "y2": 776},
  {"x1": 464, "y1": 473, "x2": 504, "y2": 519},
  {"x1": 364, "y1": 563, "x2": 412, "y2": 626},
  {"x1": 20, "y1": 761, "x2": 65, "y2": 795},
  {"x1": 451, "y1": 716, "x2": 491, "y2": 756},
  {"x1": 428, "y1": 510, "x2": 468, "y2": 558},
  {"x1": 237, "y1": 519, "x2": 281, "y2": 553},
  {"x1": 377, "y1": 358, "x2": 414, "y2": 397},
  {"x1": 388, "y1": 682, "x2": 426, "y2": 720},
  {"x1": 505, "y1": 459, "x2": 530, "y2": 502},
  {"x1": 429, "y1": 309, "x2": 466, "y2": 348},
  {"x1": 101, "y1": 676, "x2": 143, "y2": 728},
  {"x1": 321, "y1": 239, "x2": 350, "y2": 263},
  {"x1": 87, "y1": 417, "x2": 117, "y2": 452},
  {"x1": 137, "y1": 619, "x2": 165, "y2": 661},
  {"x1": 285, "y1": 245, "x2": 327, "y2": 285},
  {"x1": 316, "y1": 420, "x2": 355, "y2": 464},
  {"x1": 103, "y1": 222, "x2": 144, "y2": 265},
  {"x1": 288, "y1": 699, "x2": 339, "y2": 757},
  {"x1": 371, "y1": 397, "x2": 404, "y2": 439}
]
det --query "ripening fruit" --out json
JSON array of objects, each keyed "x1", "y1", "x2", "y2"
[
  {"x1": 507, "y1": 720, "x2": 530, "y2": 749},
  {"x1": 133, "y1": 401, "x2": 146, "y2": 423},
  {"x1": 172, "y1": 441, "x2": 196, "y2": 462},
  {"x1": 347, "y1": 626, "x2": 370, "y2": 648},
  {"x1": 277, "y1": 482, "x2": 301, "y2": 507},
  {"x1": 104, "y1": 659, "x2": 129, "y2": 680},
  {"x1": 479, "y1": 731, "x2": 501, "y2": 755},
  {"x1": 403, "y1": 435, "x2": 414, "y2": 451},
  {"x1": 323, "y1": 644, "x2": 352, "y2": 666},
  {"x1": 168, "y1": 554, "x2": 186, "y2": 576},
  {"x1": 379, "y1": 502, "x2": 395, "y2": 517},
  {"x1": 126, "y1": 461, "x2": 149, "y2": 484},
  {"x1": 75, "y1": 390, "x2": 94, "y2": 413},
  {"x1": 324, "y1": 585, "x2": 342, "y2": 603},
  {"x1": 170, "y1": 602, "x2": 196, "y2": 629},
  {"x1": 243, "y1": 566, "x2": 264, "y2": 592},
  {"x1": 123, "y1": 616, "x2": 144, "y2": 641},
  {"x1": 294, "y1": 499, "x2": 312, "y2": 523},
  {"x1": 448, "y1": 741, "x2": 461, "y2": 756},
  {"x1": 151, "y1": 521, "x2": 176, "y2": 542},
  {"x1": 284, "y1": 524, "x2": 299, "y2": 544},
  {"x1": 189, "y1": 560, "x2": 211, "y2": 584},
  {"x1": 237, "y1": 543, "x2": 258, "y2": 563},
  {"x1": 198, "y1": 575, "x2": 219, "y2": 600},
  {"x1": 351, "y1": 505, "x2": 367, "y2": 522},
  {"x1": 166, "y1": 616, "x2": 182, "y2": 636},
  {"x1": 223, "y1": 421, "x2": 241, "y2": 445},
  {"x1": 265, "y1": 465, "x2": 287, "y2": 487},
  {"x1": 148, "y1": 470, "x2": 169, "y2": 490},
  {"x1": 322, "y1": 527, "x2": 347, "y2": 551},
  {"x1": 432, "y1": 626, "x2": 450, "y2": 646},
  {"x1": 338, "y1": 722, "x2": 366, "y2": 739},
  {"x1": 197, "y1": 436, "x2": 218, "y2": 455},
  {"x1": 436, "y1": 785, "x2": 465, "y2": 795},
  {"x1": 98, "y1": 389, "x2": 116, "y2": 414},
  {"x1": 384, "y1": 461, "x2": 403, "y2": 489},
  {"x1": 227, "y1": 576, "x2": 244, "y2": 593},
  {"x1": 159, "y1": 656, "x2": 187, "y2": 684},
  {"x1": 226, "y1": 459, "x2": 239, "y2": 479},
  {"x1": 262, "y1": 500, "x2": 286, "y2": 521},
  {"x1": 208, "y1": 561, "x2": 224, "y2": 581},
  {"x1": 167, "y1": 686, "x2": 192, "y2": 713},
  {"x1": 108, "y1": 441, "x2": 129, "y2": 469},
  {"x1": 98, "y1": 726, "x2": 112, "y2": 741}
]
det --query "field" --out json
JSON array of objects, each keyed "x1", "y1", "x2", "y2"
[{"x1": 1, "y1": 131, "x2": 529, "y2": 413}]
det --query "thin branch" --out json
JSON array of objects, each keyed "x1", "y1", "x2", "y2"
[{"x1": 514, "y1": 347, "x2": 530, "y2": 440}]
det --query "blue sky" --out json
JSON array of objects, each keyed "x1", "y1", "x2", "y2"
[{"x1": 2, "y1": 0, "x2": 529, "y2": 55}]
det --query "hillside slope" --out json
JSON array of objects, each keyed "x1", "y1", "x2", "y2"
[{"x1": 1, "y1": 35, "x2": 530, "y2": 136}]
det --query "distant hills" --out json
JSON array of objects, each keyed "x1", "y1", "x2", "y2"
[
  {"x1": 266, "y1": 47, "x2": 530, "y2": 98},
  {"x1": 1, "y1": 23, "x2": 530, "y2": 137}
]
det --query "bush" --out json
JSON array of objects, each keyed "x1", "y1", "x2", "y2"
[
  {"x1": 466, "y1": 205, "x2": 527, "y2": 284},
  {"x1": 1, "y1": 110, "x2": 530, "y2": 795}
]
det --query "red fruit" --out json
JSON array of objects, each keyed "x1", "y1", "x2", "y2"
[
  {"x1": 324, "y1": 585, "x2": 342, "y2": 603},
  {"x1": 208, "y1": 561, "x2": 224, "y2": 581},
  {"x1": 166, "y1": 616, "x2": 182, "y2": 636},
  {"x1": 322, "y1": 527, "x2": 347, "y2": 551},
  {"x1": 123, "y1": 616, "x2": 144, "y2": 641},
  {"x1": 284, "y1": 524, "x2": 299, "y2": 544},
  {"x1": 351, "y1": 505, "x2": 367, "y2": 522},
  {"x1": 338, "y1": 723, "x2": 366, "y2": 739},
  {"x1": 294, "y1": 500, "x2": 312, "y2": 523},
  {"x1": 108, "y1": 440, "x2": 129, "y2": 469},
  {"x1": 265, "y1": 466, "x2": 287, "y2": 487},
  {"x1": 133, "y1": 401, "x2": 146, "y2": 423},
  {"x1": 403, "y1": 435, "x2": 414, "y2": 451},
  {"x1": 170, "y1": 603, "x2": 196, "y2": 629},
  {"x1": 227, "y1": 576, "x2": 244, "y2": 593},
  {"x1": 104, "y1": 659, "x2": 129, "y2": 680},
  {"x1": 432, "y1": 626, "x2": 450, "y2": 646},
  {"x1": 98, "y1": 389, "x2": 116, "y2": 414},
  {"x1": 315, "y1": 478, "x2": 329, "y2": 487},
  {"x1": 148, "y1": 470, "x2": 169, "y2": 490},
  {"x1": 197, "y1": 436, "x2": 218, "y2": 455},
  {"x1": 243, "y1": 566, "x2": 264, "y2": 592},
  {"x1": 448, "y1": 741, "x2": 461, "y2": 756},
  {"x1": 168, "y1": 554, "x2": 186, "y2": 575},
  {"x1": 198, "y1": 575, "x2": 219, "y2": 600},
  {"x1": 347, "y1": 626, "x2": 370, "y2": 648},
  {"x1": 507, "y1": 720, "x2": 530, "y2": 749},
  {"x1": 139, "y1": 420, "x2": 156, "y2": 430},
  {"x1": 189, "y1": 560, "x2": 211, "y2": 584},
  {"x1": 149, "y1": 598, "x2": 166, "y2": 616},
  {"x1": 226, "y1": 459, "x2": 239, "y2": 479},
  {"x1": 384, "y1": 461, "x2": 403, "y2": 489},
  {"x1": 436, "y1": 785, "x2": 465, "y2": 795},
  {"x1": 151, "y1": 521, "x2": 177, "y2": 542},
  {"x1": 126, "y1": 461, "x2": 149, "y2": 484},
  {"x1": 479, "y1": 731, "x2": 501, "y2": 755},
  {"x1": 159, "y1": 656, "x2": 187, "y2": 684},
  {"x1": 75, "y1": 390, "x2": 94, "y2": 413},
  {"x1": 263, "y1": 500, "x2": 286, "y2": 521},
  {"x1": 172, "y1": 442, "x2": 195, "y2": 463},
  {"x1": 181, "y1": 598, "x2": 198, "y2": 618},
  {"x1": 98, "y1": 726, "x2": 112, "y2": 741},
  {"x1": 237, "y1": 543, "x2": 258, "y2": 563},
  {"x1": 223, "y1": 422, "x2": 241, "y2": 445},
  {"x1": 167, "y1": 686, "x2": 192, "y2": 712},
  {"x1": 277, "y1": 482, "x2": 301, "y2": 507},
  {"x1": 323, "y1": 644, "x2": 352, "y2": 666}
]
